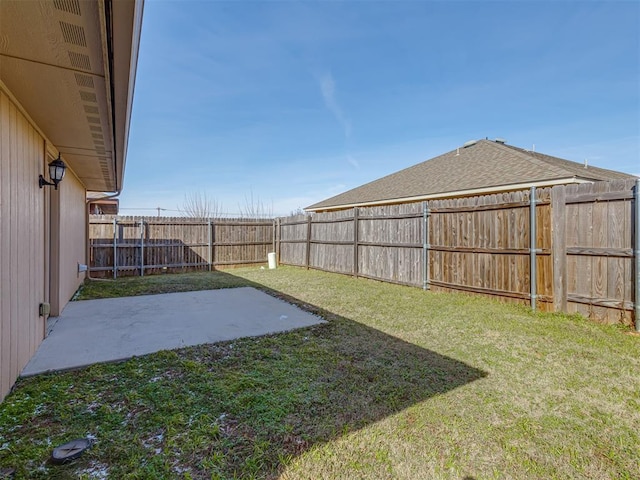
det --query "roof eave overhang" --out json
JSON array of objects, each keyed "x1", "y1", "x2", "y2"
[
  {"x1": 0, "y1": 0, "x2": 144, "y2": 193},
  {"x1": 103, "y1": 0, "x2": 144, "y2": 194},
  {"x1": 305, "y1": 177, "x2": 591, "y2": 212}
]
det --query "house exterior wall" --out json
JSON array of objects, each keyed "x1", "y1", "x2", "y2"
[
  {"x1": 0, "y1": 88, "x2": 47, "y2": 400},
  {"x1": 55, "y1": 170, "x2": 87, "y2": 314}
]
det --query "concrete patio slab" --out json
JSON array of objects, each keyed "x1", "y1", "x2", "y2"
[{"x1": 22, "y1": 287, "x2": 324, "y2": 376}]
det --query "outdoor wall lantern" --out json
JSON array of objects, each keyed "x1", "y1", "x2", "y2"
[{"x1": 39, "y1": 154, "x2": 66, "y2": 189}]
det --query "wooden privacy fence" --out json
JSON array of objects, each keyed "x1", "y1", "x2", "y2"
[
  {"x1": 88, "y1": 180, "x2": 638, "y2": 326},
  {"x1": 278, "y1": 179, "x2": 639, "y2": 327},
  {"x1": 89, "y1": 216, "x2": 274, "y2": 277}
]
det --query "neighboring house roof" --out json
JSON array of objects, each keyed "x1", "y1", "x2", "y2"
[
  {"x1": 306, "y1": 139, "x2": 637, "y2": 211},
  {"x1": 87, "y1": 192, "x2": 119, "y2": 215},
  {"x1": 88, "y1": 199, "x2": 119, "y2": 215},
  {"x1": 0, "y1": 0, "x2": 144, "y2": 193}
]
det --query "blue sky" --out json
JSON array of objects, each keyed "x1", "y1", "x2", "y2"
[{"x1": 119, "y1": 0, "x2": 640, "y2": 216}]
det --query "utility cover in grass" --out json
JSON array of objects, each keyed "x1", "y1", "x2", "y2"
[{"x1": 51, "y1": 438, "x2": 91, "y2": 464}]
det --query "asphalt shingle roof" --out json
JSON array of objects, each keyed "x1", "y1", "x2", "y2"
[{"x1": 306, "y1": 140, "x2": 636, "y2": 211}]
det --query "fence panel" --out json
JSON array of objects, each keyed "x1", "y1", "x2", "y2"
[
  {"x1": 426, "y1": 189, "x2": 553, "y2": 309},
  {"x1": 89, "y1": 216, "x2": 273, "y2": 277},
  {"x1": 310, "y1": 209, "x2": 355, "y2": 274},
  {"x1": 563, "y1": 179, "x2": 635, "y2": 325},
  {"x1": 279, "y1": 214, "x2": 308, "y2": 267},
  {"x1": 142, "y1": 218, "x2": 209, "y2": 275},
  {"x1": 358, "y1": 203, "x2": 423, "y2": 286},
  {"x1": 89, "y1": 219, "x2": 115, "y2": 274},
  {"x1": 214, "y1": 219, "x2": 273, "y2": 266}
]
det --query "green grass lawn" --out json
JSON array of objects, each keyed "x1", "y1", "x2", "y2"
[{"x1": 1, "y1": 266, "x2": 639, "y2": 479}]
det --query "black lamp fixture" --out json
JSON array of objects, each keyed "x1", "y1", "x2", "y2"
[{"x1": 39, "y1": 154, "x2": 66, "y2": 190}]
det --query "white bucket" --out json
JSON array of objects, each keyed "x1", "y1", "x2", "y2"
[{"x1": 267, "y1": 252, "x2": 277, "y2": 269}]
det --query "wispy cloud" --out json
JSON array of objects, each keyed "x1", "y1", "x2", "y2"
[{"x1": 318, "y1": 71, "x2": 352, "y2": 139}]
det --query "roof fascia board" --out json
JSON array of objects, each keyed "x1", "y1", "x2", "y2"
[
  {"x1": 306, "y1": 177, "x2": 591, "y2": 212},
  {"x1": 97, "y1": 0, "x2": 117, "y2": 191}
]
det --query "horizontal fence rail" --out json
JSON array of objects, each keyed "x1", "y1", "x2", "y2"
[{"x1": 89, "y1": 216, "x2": 274, "y2": 278}]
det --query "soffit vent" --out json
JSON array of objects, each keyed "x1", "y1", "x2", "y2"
[
  {"x1": 86, "y1": 116, "x2": 100, "y2": 124},
  {"x1": 89, "y1": 125, "x2": 102, "y2": 132},
  {"x1": 59, "y1": 22, "x2": 87, "y2": 47},
  {"x1": 74, "y1": 73, "x2": 94, "y2": 88},
  {"x1": 91, "y1": 133, "x2": 103, "y2": 139},
  {"x1": 68, "y1": 51, "x2": 91, "y2": 71},
  {"x1": 84, "y1": 105, "x2": 99, "y2": 114},
  {"x1": 53, "y1": 0, "x2": 81, "y2": 16},
  {"x1": 80, "y1": 91, "x2": 97, "y2": 102}
]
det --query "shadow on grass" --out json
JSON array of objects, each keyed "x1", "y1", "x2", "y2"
[{"x1": 0, "y1": 270, "x2": 487, "y2": 479}]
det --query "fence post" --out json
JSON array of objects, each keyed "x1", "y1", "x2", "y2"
[
  {"x1": 272, "y1": 219, "x2": 276, "y2": 256},
  {"x1": 551, "y1": 185, "x2": 567, "y2": 312},
  {"x1": 634, "y1": 178, "x2": 640, "y2": 332},
  {"x1": 423, "y1": 201, "x2": 430, "y2": 290},
  {"x1": 208, "y1": 219, "x2": 212, "y2": 271},
  {"x1": 212, "y1": 219, "x2": 216, "y2": 269},
  {"x1": 139, "y1": 219, "x2": 145, "y2": 276},
  {"x1": 353, "y1": 208, "x2": 359, "y2": 277},
  {"x1": 113, "y1": 218, "x2": 117, "y2": 279},
  {"x1": 276, "y1": 218, "x2": 281, "y2": 264},
  {"x1": 306, "y1": 215, "x2": 312, "y2": 269},
  {"x1": 530, "y1": 186, "x2": 537, "y2": 310}
]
